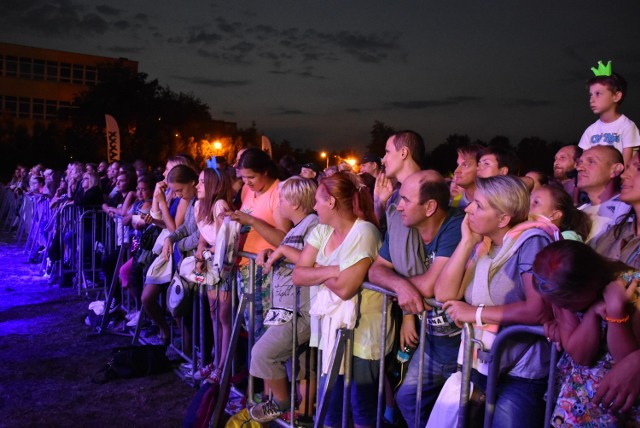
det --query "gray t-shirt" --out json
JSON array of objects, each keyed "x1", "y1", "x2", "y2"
[{"x1": 271, "y1": 213, "x2": 319, "y2": 313}]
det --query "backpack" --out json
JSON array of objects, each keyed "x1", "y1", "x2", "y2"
[
  {"x1": 183, "y1": 379, "x2": 231, "y2": 428},
  {"x1": 224, "y1": 409, "x2": 263, "y2": 428},
  {"x1": 92, "y1": 345, "x2": 170, "y2": 384}
]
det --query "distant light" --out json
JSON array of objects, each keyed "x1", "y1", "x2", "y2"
[
  {"x1": 158, "y1": 117, "x2": 162, "y2": 121},
  {"x1": 346, "y1": 158, "x2": 356, "y2": 166},
  {"x1": 175, "y1": 133, "x2": 179, "y2": 137},
  {"x1": 213, "y1": 141, "x2": 222, "y2": 150},
  {"x1": 320, "y1": 152, "x2": 327, "y2": 158}
]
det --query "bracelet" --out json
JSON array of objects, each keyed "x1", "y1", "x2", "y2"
[
  {"x1": 476, "y1": 304, "x2": 486, "y2": 327},
  {"x1": 605, "y1": 314, "x2": 630, "y2": 324},
  {"x1": 149, "y1": 209, "x2": 162, "y2": 220}
]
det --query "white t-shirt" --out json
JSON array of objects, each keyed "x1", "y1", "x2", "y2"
[
  {"x1": 307, "y1": 219, "x2": 392, "y2": 363},
  {"x1": 579, "y1": 194, "x2": 630, "y2": 242},
  {"x1": 578, "y1": 114, "x2": 640, "y2": 155}
]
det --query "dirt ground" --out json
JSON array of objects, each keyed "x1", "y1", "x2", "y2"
[{"x1": 0, "y1": 231, "x2": 197, "y2": 428}]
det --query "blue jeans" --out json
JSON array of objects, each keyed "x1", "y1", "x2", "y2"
[
  {"x1": 471, "y1": 369, "x2": 547, "y2": 428},
  {"x1": 319, "y1": 357, "x2": 379, "y2": 427},
  {"x1": 396, "y1": 335, "x2": 460, "y2": 428}
]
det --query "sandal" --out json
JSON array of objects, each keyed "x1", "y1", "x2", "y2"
[
  {"x1": 193, "y1": 362, "x2": 215, "y2": 381},
  {"x1": 206, "y1": 367, "x2": 223, "y2": 384}
]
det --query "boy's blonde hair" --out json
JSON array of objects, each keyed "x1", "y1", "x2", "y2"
[{"x1": 279, "y1": 176, "x2": 317, "y2": 214}]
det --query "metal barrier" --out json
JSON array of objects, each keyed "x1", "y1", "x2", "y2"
[{"x1": 483, "y1": 325, "x2": 558, "y2": 428}]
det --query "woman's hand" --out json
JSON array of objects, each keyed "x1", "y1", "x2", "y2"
[
  {"x1": 460, "y1": 214, "x2": 482, "y2": 245},
  {"x1": 543, "y1": 319, "x2": 563, "y2": 351},
  {"x1": 229, "y1": 210, "x2": 254, "y2": 226},
  {"x1": 400, "y1": 315, "x2": 419, "y2": 351},
  {"x1": 442, "y1": 300, "x2": 476, "y2": 327},
  {"x1": 161, "y1": 238, "x2": 172, "y2": 261},
  {"x1": 154, "y1": 181, "x2": 167, "y2": 201}
]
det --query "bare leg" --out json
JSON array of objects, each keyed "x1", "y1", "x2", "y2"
[{"x1": 141, "y1": 283, "x2": 169, "y2": 338}]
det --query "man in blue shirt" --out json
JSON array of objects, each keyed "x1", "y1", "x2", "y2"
[{"x1": 369, "y1": 170, "x2": 463, "y2": 428}]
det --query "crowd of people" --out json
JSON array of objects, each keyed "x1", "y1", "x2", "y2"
[{"x1": 1, "y1": 65, "x2": 640, "y2": 428}]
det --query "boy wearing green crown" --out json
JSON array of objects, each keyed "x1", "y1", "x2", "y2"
[{"x1": 579, "y1": 60, "x2": 640, "y2": 166}]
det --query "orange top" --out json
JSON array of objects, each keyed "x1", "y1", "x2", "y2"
[{"x1": 239, "y1": 179, "x2": 280, "y2": 260}]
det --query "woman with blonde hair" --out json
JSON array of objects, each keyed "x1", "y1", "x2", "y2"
[{"x1": 433, "y1": 175, "x2": 555, "y2": 428}]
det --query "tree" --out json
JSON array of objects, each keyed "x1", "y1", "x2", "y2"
[
  {"x1": 367, "y1": 120, "x2": 395, "y2": 155},
  {"x1": 427, "y1": 134, "x2": 471, "y2": 175}
]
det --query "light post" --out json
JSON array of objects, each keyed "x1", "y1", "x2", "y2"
[{"x1": 320, "y1": 151, "x2": 328, "y2": 169}]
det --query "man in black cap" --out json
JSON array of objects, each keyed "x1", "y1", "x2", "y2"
[
  {"x1": 360, "y1": 152, "x2": 382, "y2": 178},
  {"x1": 299, "y1": 162, "x2": 321, "y2": 183}
]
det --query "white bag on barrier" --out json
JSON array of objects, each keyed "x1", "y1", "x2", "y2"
[{"x1": 425, "y1": 371, "x2": 474, "y2": 428}]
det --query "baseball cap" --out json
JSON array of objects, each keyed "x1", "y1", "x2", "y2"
[{"x1": 361, "y1": 153, "x2": 381, "y2": 166}]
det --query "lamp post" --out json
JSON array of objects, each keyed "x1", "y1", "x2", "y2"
[{"x1": 320, "y1": 151, "x2": 328, "y2": 169}]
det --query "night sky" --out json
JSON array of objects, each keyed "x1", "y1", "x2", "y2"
[{"x1": 2, "y1": 0, "x2": 640, "y2": 152}]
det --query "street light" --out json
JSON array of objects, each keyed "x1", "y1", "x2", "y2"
[{"x1": 320, "y1": 151, "x2": 328, "y2": 169}]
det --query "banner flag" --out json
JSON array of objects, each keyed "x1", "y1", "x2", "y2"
[
  {"x1": 261, "y1": 135, "x2": 272, "y2": 158},
  {"x1": 105, "y1": 114, "x2": 121, "y2": 162}
]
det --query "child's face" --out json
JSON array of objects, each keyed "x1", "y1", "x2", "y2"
[
  {"x1": 529, "y1": 188, "x2": 557, "y2": 221},
  {"x1": 589, "y1": 83, "x2": 621, "y2": 116},
  {"x1": 136, "y1": 182, "x2": 152, "y2": 201},
  {"x1": 278, "y1": 193, "x2": 295, "y2": 220}
]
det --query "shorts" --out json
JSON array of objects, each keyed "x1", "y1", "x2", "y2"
[{"x1": 249, "y1": 314, "x2": 315, "y2": 380}]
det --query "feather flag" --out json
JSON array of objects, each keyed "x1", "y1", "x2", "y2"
[
  {"x1": 261, "y1": 135, "x2": 272, "y2": 158},
  {"x1": 105, "y1": 114, "x2": 121, "y2": 162}
]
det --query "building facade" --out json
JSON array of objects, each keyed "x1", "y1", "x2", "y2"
[{"x1": 0, "y1": 42, "x2": 138, "y2": 129}]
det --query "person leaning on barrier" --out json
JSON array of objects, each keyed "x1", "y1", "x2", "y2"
[
  {"x1": 434, "y1": 175, "x2": 554, "y2": 428},
  {"x1": 369, "y1": 170, "x2": 463, "y2": 427},
  {"x1": 248, "y1": 176, "x2": 319, "y2": 423},
  {"x1": 292, "y1": 172, "x2": 389, "y2": 428}
]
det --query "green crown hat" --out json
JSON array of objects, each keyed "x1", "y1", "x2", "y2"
[{"x1": 591, "y1": 60, "x2": 612, "y2": 77}]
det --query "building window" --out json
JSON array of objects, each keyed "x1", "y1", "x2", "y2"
[
  {"x1": 60, "y1": 62, "x2": 71, "y2": 83},
  {"x1": 33, "y1": 59, "x2": 45, "y2": 80},
  {"x1": 18, "y1": 97, "x2": 30, "y2": 119},
  {"x1": 19, "y1": 57, "x2": 32, "y2": 79},
  {"x1": 5, "y1": 56, "x2": 17, "y2": 77},
  {"x1": 4, "y1": 96, "x2": 17, "y2": 117},
  {"x1": 46, "y1": 100, "x2": 58, "y2": 119},
  {"x1": 85, "y1": 66, "x2": 97, "y2": 85},
  {"x1": 46, "y1": 61, "x2": 59, "y2": 81},
  {"x1": 33, "y1": 98, "x2": 45, "y2": 120},
  {"x1": 72, "y1": 64, "x2": 84, "y2": 84}
]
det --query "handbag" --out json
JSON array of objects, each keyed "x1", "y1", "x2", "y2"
[
  {"x1": 179, "y1": 256, "x2": 217, "y2": 286},
  {"x1": 146, "y1": 251, "x2": 173, "y2": 285},
  {"x1": 152, "y1": 228, "x2": 172, "y2": 255},
  {"x1": 166, "y1": 272, "x2": 194, "y2": 317}
]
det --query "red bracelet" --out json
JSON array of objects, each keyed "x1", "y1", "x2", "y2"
[{"x1": 605, "y1": 314, "x2": 630, "y2": 324}]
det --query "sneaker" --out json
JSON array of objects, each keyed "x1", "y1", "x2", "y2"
[
  {"x1": 145, "y1": 334, "x2": 168, "y2": 346},
  {"x1": 205, "y1": 367, "x2": 223, "y2": 384},
  {"x1": 179, "y1": 361, "x2": 193, "y2": 372},
  {"x1": 249, "y1": 398, "x2": 284, "y2": 423},
  {"x1": 193, "y1": 362, "x2": 214, "y2": 381},
  {"x1": 126, "y1": 311, "x2": 140, "y2": 327},
  {"x1": 107, "y1": 299, "x2": 120, "y2": 314}
]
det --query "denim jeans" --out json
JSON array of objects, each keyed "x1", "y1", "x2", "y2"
[
  {"x1": 471, "y1": 369, "x2": 547, "y2": 428},
  {"x1": 396, "y1": 335, "x2": 460, "y2": 428},
  {"x1": 318, "y1": 357, "x2": 380, "y2": 427}
]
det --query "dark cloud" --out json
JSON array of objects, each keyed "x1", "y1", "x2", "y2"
[
  {"x1": 102, "y1": 46, "x2": 144, "y2": 54},
  {"x1": 175, "y1": 18, "x2": 404, "y2": 71},
  {"x1": 0, "y1": 0, "x2": 109, "y2": 38},
  {"x1": 221, "y1": 111, "x2": 236, "y2": 116},
  {"x1": 187, "y1": 30, "x2": 222, "y2": 44},
  {"x1": 113, "y1": 20, "x2": 130, "y2": 30},
  {"x1": 134, "y1": 13, "x2": 148, "y2": 22},
  {"x1": 172, "y1": 75, "x2": 251, "y2": 88},
  {"x1": 388, "y1": 96, "x2": 482, "y2": 110},
  {"x1": 95, "y1": 5, "x2": 120, "y2": 16},
  {"x1": 273, "y1": 107, "x2": 307, "y2": 115},
  {"x1": 511, "y1": 99, "x2": 553, "y2": 107}
]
